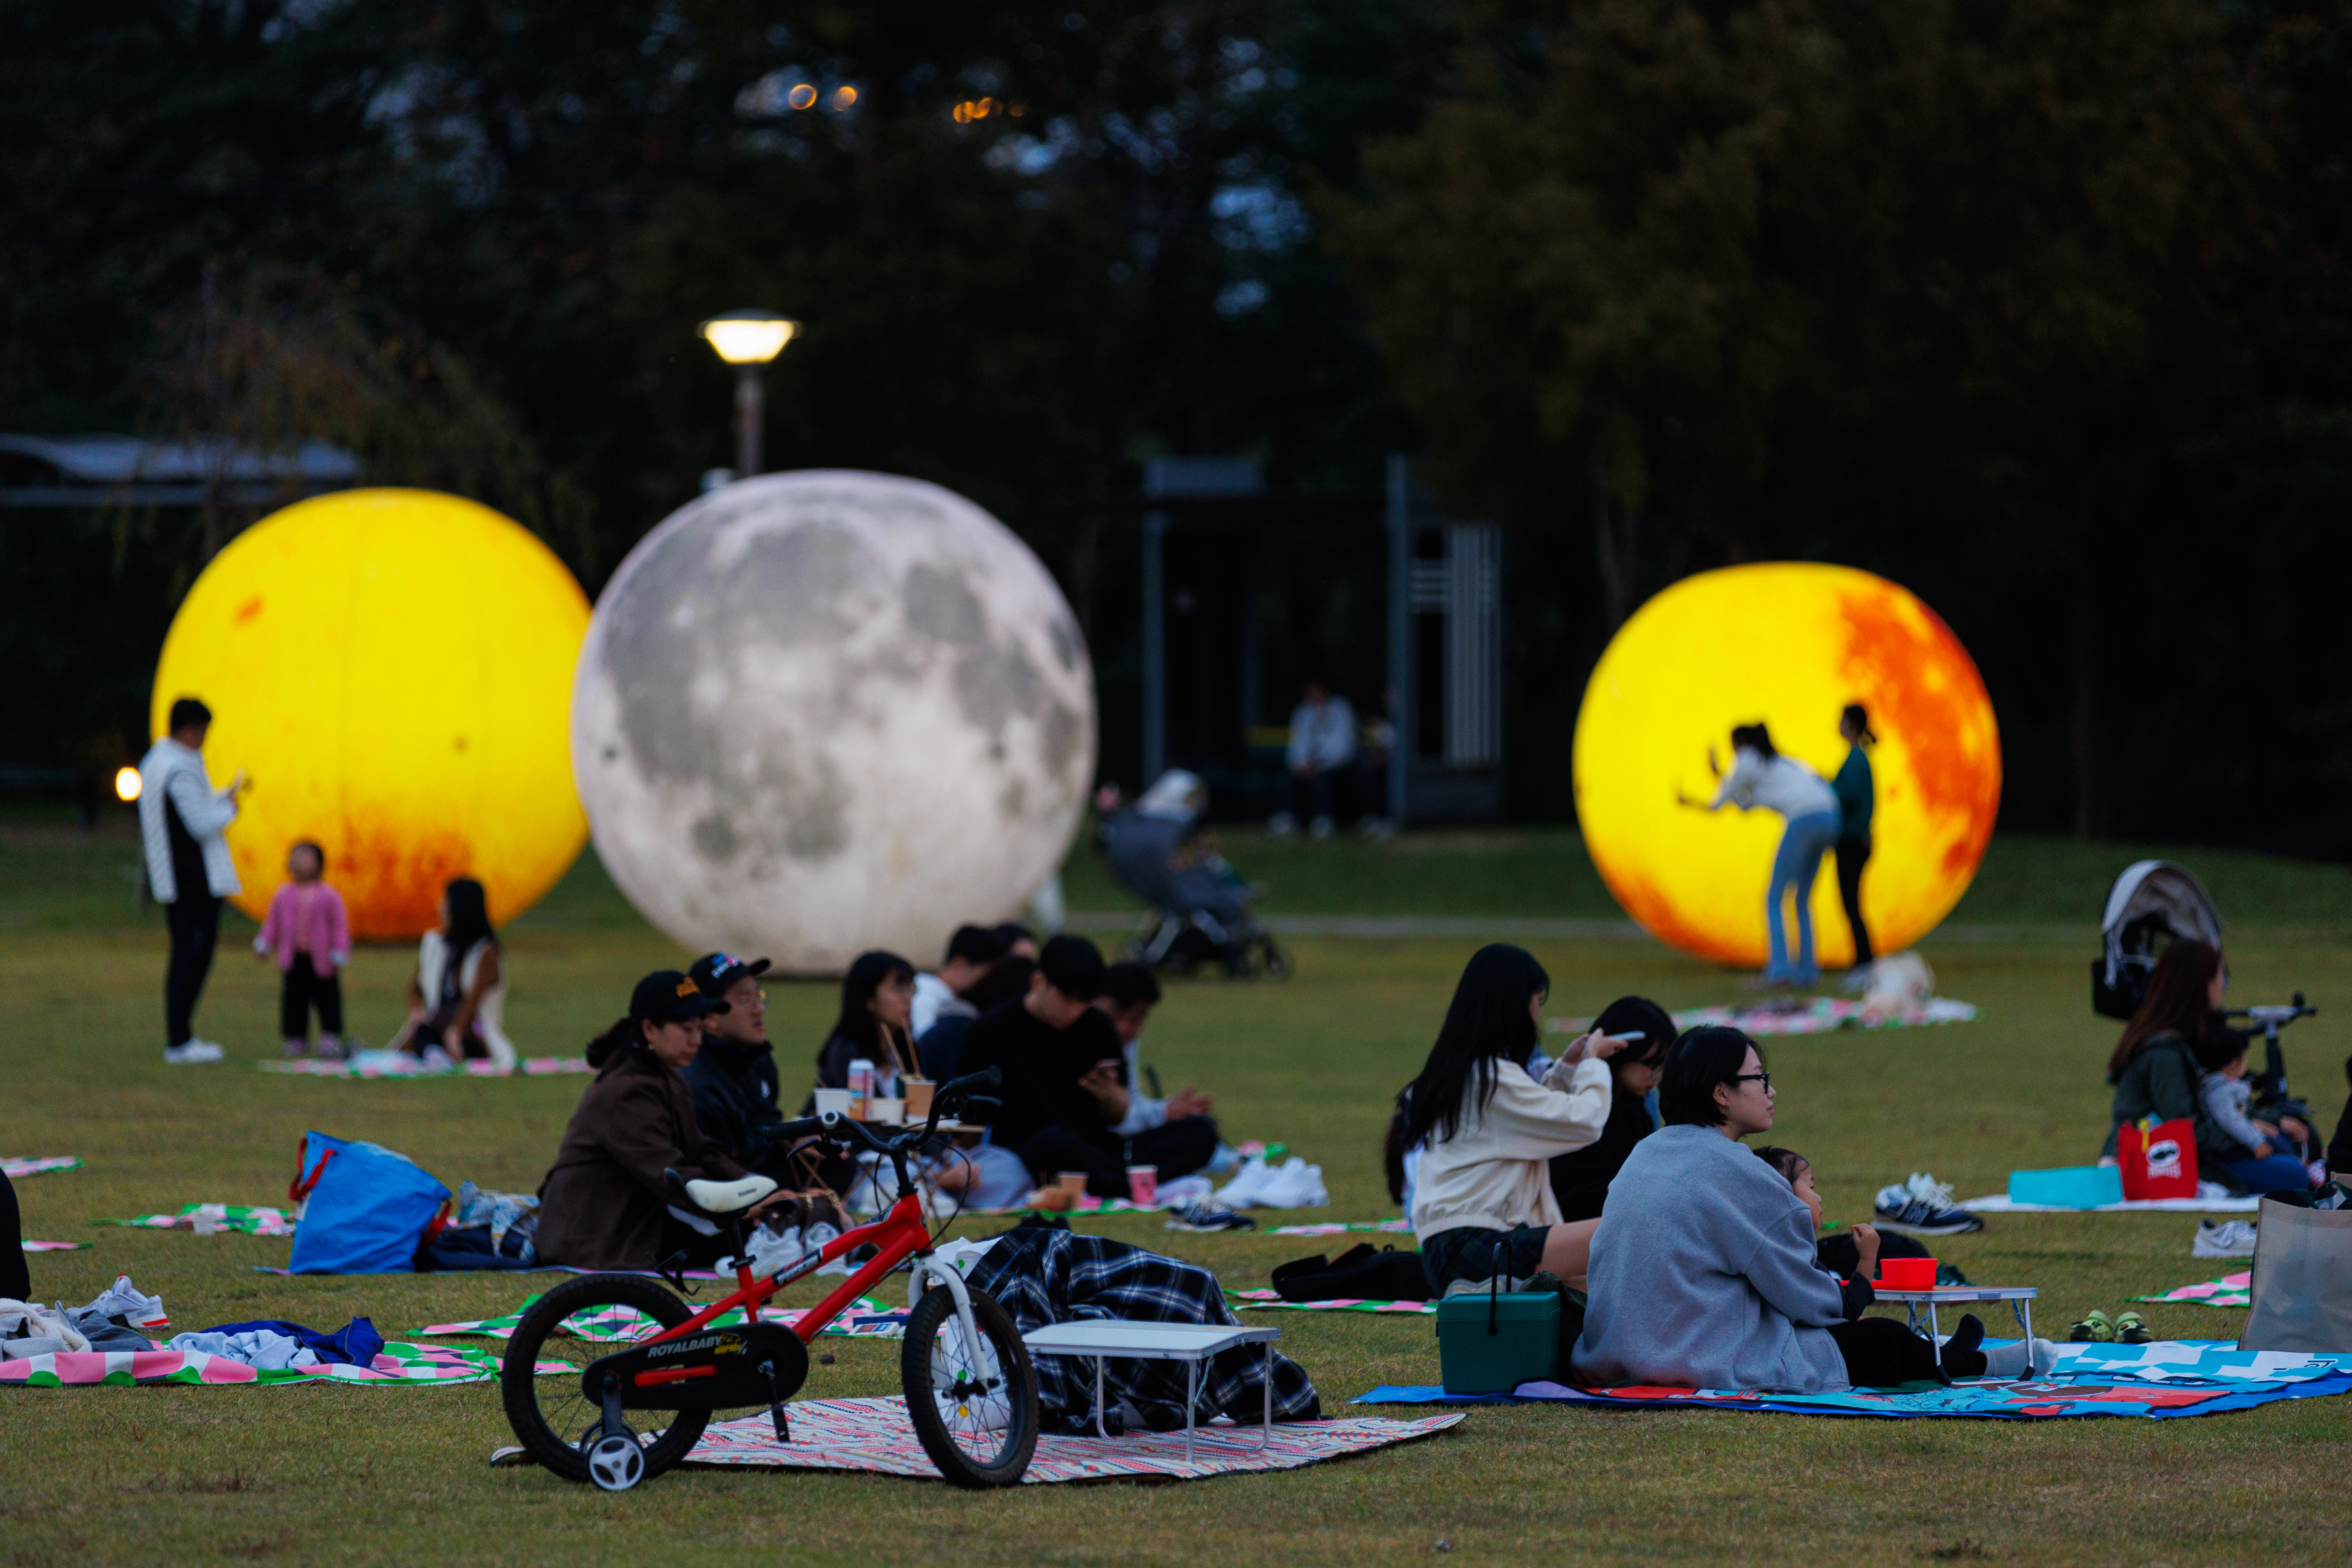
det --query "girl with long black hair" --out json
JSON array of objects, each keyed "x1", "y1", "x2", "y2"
[
  {"x1": 1404, "y1": 944, "x2": 1623, "y2": 1295},
  {"x1": 395, "y1": 876, "x2": 514, "y2": 1067},
  {"x1": 808, "y1": 949, "x2": 919, "y2": 1102}
]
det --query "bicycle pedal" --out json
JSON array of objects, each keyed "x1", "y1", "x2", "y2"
[{"x1": 770, "y1": 1403, "x2": 790, "y2": 1443}]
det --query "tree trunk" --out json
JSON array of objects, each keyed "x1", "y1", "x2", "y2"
[{"x1": 1592, "y1": 481, "x2": 1638, "y2": 631}]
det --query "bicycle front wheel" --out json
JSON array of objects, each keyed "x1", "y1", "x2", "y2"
[
  {"x1": 499, "y1": 1272, "x2": 711, "y2": 1483},
  {"x1": 900, "y1": 1284, "x2": 1039, "y2": 1488}
]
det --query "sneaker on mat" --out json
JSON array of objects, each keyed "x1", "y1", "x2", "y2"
[
  {"x1": 163, "y1": 1040, "x2": 224, "y2": 1064},
  {"x1": 2067, "y1": 1309, "x2": 2116, "y2": 1344},
  {"x1": 1873, "y1": 1173, "x2": 1984, "y2": 1236},
  {"x1": 1214, "y1": 1156, "x2": 1271, "y2": 1208},
  {"x1": 1163, "y1": 1200, "x2": 1255, "y2": 1233},
  {"x1": 1254, "y1": 1157, "x2": 1329, "y2": 1210},
  {"x1": 2193, "y1": 1219, "x2": 2258, "y2": 1259}
]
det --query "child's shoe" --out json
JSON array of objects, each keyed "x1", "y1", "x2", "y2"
[
  {"x1": 2114, "y1": 1310, "x2": 2153, "y2": 1344},
  {"x1": 281, "y1": 1037, "x2": 309, "y2": 1059},
  {"x1": 2067, "y1": 1309, "x2": 2117, "y2": 1343}
]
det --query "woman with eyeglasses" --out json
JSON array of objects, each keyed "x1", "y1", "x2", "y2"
[
  {"x1": 1573, "y1": 1026, "x2": 2007, "y2": 1392},
  {"x1": 1402, "y1": 944, "x2": 1624, "y2": 1296}
]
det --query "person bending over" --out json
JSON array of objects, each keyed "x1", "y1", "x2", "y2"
[
  {"x1": 536, "y1": 971, "x2": 775, "y2": 1271},
  {"x1": 911, "y1": 924, "x2": 1008, "y2": 1045},
  {"x1": 806, "y1": 950, "x2": 919, "y2": 1107},
  {"x1": 1095, "y1": 960, "x2": 1216, "y2": 1138},
  {"x1": 1575, "y1": 1028, "x2": 2045, "y2": 1393},
  {"x1": 960, "y1": 935, "x2": 1216, "y2": 1196},
  {"x1": 1546, "y1": 995, "x2": 1673, "y2": 1223},
  {"x1": 1679, "y1": 723, "x2": 1841, "y2": 986},
  {"x1": 1406, "y1": 944, "x2": 1619, "y2": 1295}
]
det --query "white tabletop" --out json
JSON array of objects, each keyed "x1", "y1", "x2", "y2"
[
  {"x1": 1022, "y1": 1322, "x2": 1280, "y2": 1360},
  {"x1": 1871, "y1": 1286, "x2": 2037, "y2": 1303}
]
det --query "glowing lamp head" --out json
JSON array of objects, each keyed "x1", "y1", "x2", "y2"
[
  {"x1": 114, "y1": 766, "x2": 141, "y2": 802},
  {"x1": 698, "y1": 310, "x2": 799, "y2": 366}
]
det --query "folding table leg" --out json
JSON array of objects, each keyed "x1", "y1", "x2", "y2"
[
  {"x1": 1184, "y1": 1359, "x2": 1199, "y2": 1470},
  {"x1": 1093, "y1": 1356, "x2": 1110, "y2": 1439}
]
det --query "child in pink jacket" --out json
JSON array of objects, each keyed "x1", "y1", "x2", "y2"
[{"x1": 254, "y1": 841, "x2": 350, "y2": 1059}]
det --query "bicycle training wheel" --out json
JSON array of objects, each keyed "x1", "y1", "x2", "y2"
[
  {"x1": 499, "y1": 1272, "x2": 711, "y2": 1483},
  {"x1": 900, "y1": 1284, "x2": 1040, "y2": 1488}
]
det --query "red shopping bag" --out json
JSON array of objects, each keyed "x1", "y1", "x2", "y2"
[{"x1": 2119, "y1": 1117, "x2": 2200, "y2": 1200}]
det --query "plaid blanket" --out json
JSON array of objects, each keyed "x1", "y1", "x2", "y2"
[
  {"x1": 420, "y1": 1293, "x2": 907, "y2": 1341},
  {"x1": 0, "y1": 1339, "x2": 564, "y2": 1387},
  {"x1": 969, "y1": 1228, "x2": 1319, "y2": 1434},
  {"x1": 3, "y1": 1156, "x2": 82, "y2": 1179},
  {"x1": 100, "y1": 1204, "x2": 296, "y2": 1236}
]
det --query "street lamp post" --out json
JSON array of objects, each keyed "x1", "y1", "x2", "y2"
[{"x1": 697, "y1": 309, "x2": 799, "y2": 479}]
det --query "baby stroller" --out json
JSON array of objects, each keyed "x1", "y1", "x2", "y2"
[
  {"x1": 2093, "y1": 859, "x2": 2317, "y2": 1118},
  {"x1": 1100, "y1": 771, "x2": 1291, "y2": 978}
]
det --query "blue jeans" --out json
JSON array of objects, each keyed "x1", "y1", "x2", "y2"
[
  {"x1": 1767, "y1": 811, "x2": 1842, "y2": 983},
  {"x1": 2219, "y1": 1151, "x2": 2310, "y2": 1195}
]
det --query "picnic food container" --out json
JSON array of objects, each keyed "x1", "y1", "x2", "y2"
[
  {"x1": 1436, "y1": 1289, "x2": 1560, "y2": 1394},
  {"x1": 1877, "y1": 1256, "x2": 1937, "y2": 1290}
]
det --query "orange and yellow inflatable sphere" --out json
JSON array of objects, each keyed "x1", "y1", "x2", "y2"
[
  {"x1": 1571, "y1": 563, "x2": 2000, "y2": 969},
  {"x1": 150, "y1": 489, "x2": 591, "y2": 940}
]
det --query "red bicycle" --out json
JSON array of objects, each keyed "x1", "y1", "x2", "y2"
[{"x1": 498, "y1": 1068, "x2": 1040, "y2": 1490}]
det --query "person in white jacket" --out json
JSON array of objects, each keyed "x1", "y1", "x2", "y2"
[
  {"x1": 1404, "y1": 943, "x2": 1625, "y2": 1295},
  {"x1": 138, "y1": 697, "x2": 245, "y2": 1064},
  {"x1": 1680, "y1": 722, "x2": 1842, "y2": 986}
]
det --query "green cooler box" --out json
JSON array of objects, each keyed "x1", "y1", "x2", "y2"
[{"x1": 1436, "y1": 1289, "x2": 1561, "y2": 1394}]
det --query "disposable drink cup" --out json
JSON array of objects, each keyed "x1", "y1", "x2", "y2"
[
  {"x1": 868, "y1": 1097, "x2": 904, "y2": 1126},
  {"x1": 903, "y1": 1079, "x2": 935, "y2": 1120},
  {"x1": 813, "y1": 1088, "x2": 853, "y2": 1119},
  {"x1": 1126, "y1": 1165, "x2": 1158, "y2": 1205},
  {"x1": 1055, "y1": 1170, "x2": 1089, "y2": 1198}
]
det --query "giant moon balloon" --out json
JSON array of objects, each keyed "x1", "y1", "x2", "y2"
[
  {"x1": 150, "y1": 488, "x2": 592, "y2": 939},
  {"x1": 570, "y1": 469, "x2": 1096, "y2": 974},
  {"x1": 1572, "y1": 563, "x2": 2000, "y2": 969}
]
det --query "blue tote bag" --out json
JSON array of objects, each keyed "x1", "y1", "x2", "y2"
[{"x1": 287, "y1": 1131, "x2": 450, "y2": 1274}]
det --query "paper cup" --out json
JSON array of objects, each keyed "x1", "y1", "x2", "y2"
[
  {"x1": 1125, "y1": 1165, "x2": 1158, "y2": 1205},
  {"x1": 903, "y1": 1080, "x2": 935, "y2": 1119},
  {"x1": 868, "y1": 1097, "x2": 904, "y2": 1126},
  {"x1": 813, "y1": 1088, "x2": 853, "y2": 1119},
  {"x1": 1055, "y1": 1170, "x2": 1090, "y2": 1197}
]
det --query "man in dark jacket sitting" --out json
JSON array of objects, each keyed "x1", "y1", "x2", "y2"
[{"x1": 683, "y1": 952, "x2": 790, "y2": 1176}]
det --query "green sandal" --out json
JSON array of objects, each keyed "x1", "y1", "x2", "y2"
[
  {"x1": 2068, "y1": 1309, "x2": 2116, "y2": 1343},
  {"x1": 2114, "y1": 1311, "x2": 2153, "y2": 1344}
]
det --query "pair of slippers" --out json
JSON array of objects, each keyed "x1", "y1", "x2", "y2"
[{"x1": 2067, "y1": 1308, "x2": 2152, "y2": 1344}]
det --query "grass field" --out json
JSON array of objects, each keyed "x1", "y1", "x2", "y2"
[{"x1": 4, "y1": 814, "x2": 2350, "y2": 1566}]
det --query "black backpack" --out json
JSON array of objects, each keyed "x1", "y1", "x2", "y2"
[{"x1": 1270, "y1": 1242, "x2": 1432, "y2": 1302}]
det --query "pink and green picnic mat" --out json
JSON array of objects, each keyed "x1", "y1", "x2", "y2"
[
  {"x1": 419, "y1": 1293, "x2": 910, "y2": 1341},
  {"x1": 2138, "y1": 1271, "x2": 2252, "y2": 1308},
  {"x1": 1355, "y1": 1341, "x2": 2352, "y2": 1421},
  {"x1": 491, "y1": 1396, "x2": 1464, "y2": 1484},
  {"x1": 0, "y1": 1340, "x2": 564, "y2": 1388}
]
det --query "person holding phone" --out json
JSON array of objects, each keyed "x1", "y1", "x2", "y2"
[
  {"x1": 1546, "y1": 995, "x2": 1675, "y2": 1222},
  {"x1": 138, "y1": 696, "x2": 248, "y2": 1064},
  {"x1": 1680, "y1": 722, "x2": 1841, "y2": 986},
  {"x1": 1405, "y1": 944, "x2": 1622, "y2": 1295}
]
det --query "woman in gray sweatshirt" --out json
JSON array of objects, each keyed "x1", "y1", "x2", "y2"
[{"x1": 1573, "y1": 1027, "x2": 2047, "y2": 1391}]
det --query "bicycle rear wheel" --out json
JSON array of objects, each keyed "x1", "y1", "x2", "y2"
[
  {"x1": 900, "y1": 1284, "x2": 1039, "y2": 1488},
  {"x1": 499, "y1": 1272, "x2": 711, "y2": 1483}
]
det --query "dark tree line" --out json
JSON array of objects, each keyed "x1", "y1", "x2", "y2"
[{"x1": 5, "y1": 0, "x2": 2351, "y2": 848}]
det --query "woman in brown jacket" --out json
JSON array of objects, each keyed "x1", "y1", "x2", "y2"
[{"x1": 536, "y1": 971, "x2": 775, "y2": 1271}]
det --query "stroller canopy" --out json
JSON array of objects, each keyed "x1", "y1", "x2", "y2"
[{"x1": 2093, "y1": 860, "x2": 2224, "y2": 1018}]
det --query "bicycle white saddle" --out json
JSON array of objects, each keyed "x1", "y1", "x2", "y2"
[{"x1": 685, "y1": 1175, "x2": 776, "y2": 1215}]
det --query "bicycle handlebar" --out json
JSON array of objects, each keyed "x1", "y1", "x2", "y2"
[{"x1": 781, "y1": 1065, "x2": 1006, "y2": 1156}]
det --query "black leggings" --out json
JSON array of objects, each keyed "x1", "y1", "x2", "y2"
[
  {"x1": 279, "y1": 954, "x2": 344, "y2": 1039},
  {"x1": 1, "y1": 1170, "x2": 28, "y2": 1300},
  {"x1": 1828, "y1": 1317, "x2": 1945, "y2": 1387},
  {"x1": 1019, "y1": 1118, "x2": 1221, "y2": 1199},
  {"x1": 1835, "y1": 836, "x2": 1874, "y2": 966}
]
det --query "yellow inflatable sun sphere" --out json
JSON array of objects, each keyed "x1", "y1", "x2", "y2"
[
  {"x1": 150, "y1": 489, "x2": 592, "y2": 940},
  {"x1": 1572, "y1": 563, "x2": 2000, "y2": 971}
]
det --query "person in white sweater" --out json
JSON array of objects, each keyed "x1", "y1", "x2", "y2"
[
  {"x1": 1403, "y1": 944, "x2": 1623, "y2": 1295},
  {"x1": 1681, "y1": 722, "x2": 1842, "y2": 986}
]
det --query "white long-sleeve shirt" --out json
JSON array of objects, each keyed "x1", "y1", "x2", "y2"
[
  {"x1": 1410, "y1": 1054, "x2": 1612, "y2": 1240},
  {"x1": 1285, "y1": 697, "x2": 1357, "y2": 772},
  {"x1": 1708, "y1": 747, "x2": 1839, "y2": 822},
  {"x1": 137, "y1": 738, "x2": 240, "y2": 902}
]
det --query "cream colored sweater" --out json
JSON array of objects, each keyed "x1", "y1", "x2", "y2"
[{"x1": 1410, "y1": 1054, "x2": 1614, "y2": 1240}]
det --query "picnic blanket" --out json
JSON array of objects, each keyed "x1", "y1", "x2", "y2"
[
  {"x1": 21, "y1": 1240, "x2": 84, "y2": 1252},
  {"x1": 0, "y1": 1339, "x2": 565, "y2": 1387},
  {"x1": 1229, "y1": 1289, "x2": 1434, "y2": 1315},
  {"x1": 420, "y1": 1292, "x2": 909, "y2": 1341},
  {"x1": 1354, "y1": 1342, "x2": 2352, "y2": 1421},
  {"x1": 1961, "y1": 1193, "x2": 2260, "y2": 1214},
  {"x1": 1550, "y1": 998, "x2": 1976, "y2": 1038},
  {"x1": 3, "y1": 1157, "x2": 82, "y2": 1179},
  {"x1": 260, "y1": 1054, "x2": 592, "y2": 1079},
  {"x1": 2136, "y1": 1271, "x2": 2253, "y2": 1308},
  {"x1": 491, "y1": 1397, "x2": 1464, "y2": 1483},
  {"x1": 101, "y1": 1204, "x2": 297, "y2": 1236},
  {"x1": 1268, "y1": 1220, "x2": 1413, "y2": 1237}
]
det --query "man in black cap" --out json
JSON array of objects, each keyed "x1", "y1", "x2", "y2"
[{"x1": 681, "y1": 951, "x2": 792, "y2": 1178}]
